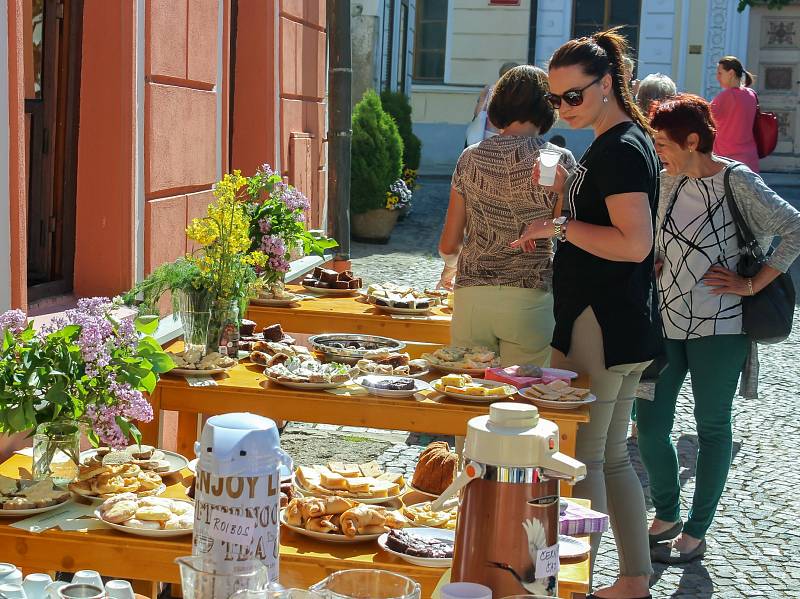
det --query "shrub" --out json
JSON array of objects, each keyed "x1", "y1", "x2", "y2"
[
  {"x1": 381, "y1": 91, "x2": 422, "y2": 171},
  {"x1": 351, "y1": 90, "x2": 404, "y2": 214}
]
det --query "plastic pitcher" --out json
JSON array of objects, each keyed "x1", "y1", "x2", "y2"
[
  {"x1": 176, "y1": 556, "x2": 270, "y2": 599},
  {"x1": 309, "y1": 570, "x2": 420, "y2": 599}
]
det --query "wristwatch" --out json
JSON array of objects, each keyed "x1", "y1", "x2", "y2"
[{"x1": 553, "y1": 216, "x2": 569, "y2": 242}]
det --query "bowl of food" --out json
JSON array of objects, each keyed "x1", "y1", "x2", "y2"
[{"x1": 309, "y1": 334, "x2": 405, "y2": 364}]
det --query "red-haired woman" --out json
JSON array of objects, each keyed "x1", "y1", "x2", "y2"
[
  {"x1": 710, "y1": 56, "x2": 759, "y2": 172},
  {"x1": 640, "y1": 94, "x2": 800, "y2": 564},
  {"x1": 513, "y1": 28, "x2": 661, "y2": 599}
]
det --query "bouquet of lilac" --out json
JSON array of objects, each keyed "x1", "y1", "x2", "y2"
[
  {"x1": 0, "y1": 297, "x2": 173, "y2": 448},
  {"x1": 245, "y1": 164, "x2": 338, "y2": 285}
]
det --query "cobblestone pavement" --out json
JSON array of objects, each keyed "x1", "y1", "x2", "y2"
[{"x1": 295, "y1": 176, "x2": 800, "y2": 598}]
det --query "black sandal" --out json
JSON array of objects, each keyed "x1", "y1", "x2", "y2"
[{"x1": 649, "y1": 520, "x2": 683, "y2": 547}]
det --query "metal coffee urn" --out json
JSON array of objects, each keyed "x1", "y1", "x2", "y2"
[{"x1": 431, "y1": 403, "x2": 586, "y2": 597}]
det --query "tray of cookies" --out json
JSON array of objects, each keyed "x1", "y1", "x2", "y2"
[
  {"x1": 95, "y1": 494, "x2": 193, "y2": 537},
  {"x1": 281, "y1": 496, "x2": 410, "y2": 543},
  {"x1": 355, "y1": 350, "x2": 429, "y2": 378},
  {"x1": 294, "y1": 462, "x2": 407, "y2": 504},
  {"x1": 519, "y1": 380, "x2": 596, "y2": 410},
  {"x1": 431, "y1": 374, "x2": 517, "y2": 403},
  {"x1": 166, "y1": 349, "x2": 237, "y2": 376},
  {"x1": 69, "y1": 461, "x2": 166, "y2": 503},
  {"x1": 80, "y1": 445, "x2": 188, "y2": 477},
  {"x1": 421, "y1": 346, "x2": 500, "y2": 376},
  {"x1": 0, "y1": 475, "x2": 70, "y2": 516}
]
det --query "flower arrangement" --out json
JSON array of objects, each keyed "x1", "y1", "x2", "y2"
[
  {"x1": 402, "y1": 167, "x2": 419, "y2": 192},
  {"x1": 244, "y1": 164, "x2": 338, "y2": 285},
  {"x1": 385, "y1": 178, "x2": 412, "y2": 211},
  {"x1": 0, "y1": 298, "x2": 172, "y2": 450}
]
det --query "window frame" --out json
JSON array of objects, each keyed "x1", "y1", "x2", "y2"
[
  {"x1": 571, "y1": 0, "x2": 641, "y2": 63},
  {"x1": 412, "y1": 0, "x2": 449, "y2": 83}
]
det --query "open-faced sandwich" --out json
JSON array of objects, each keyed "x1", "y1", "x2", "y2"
[
  {"x1": 264, "y1": 355, "x2": 356, "y2": 384},
  {"x1": 294, "y1": 462, "x2": 406, "y2": 501},
  {"x1": 0, "y1": 475, "x2": 69, "y2": 511}
]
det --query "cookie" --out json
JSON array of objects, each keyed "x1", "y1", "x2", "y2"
[
  {"x1": 170, "y1": 501, "x2": 193, "y2": 516},
  {"x1": 122, "y1": 518, "x2": 162, "y2": 530},
  {"x1": 128, "y1": 445, "x2": 155, "y2": 460},
  {"x1": 136, "y1": 470, "x2": 163, "y2": 491},
  {"x1": 99, "y1": 492, "x2": 138, "y2": 509},
  {"x1": 103, "y1": 499, "x2": 138, "y2": 523},
  {"x1": 163, "y1": 514, "x2": 193, "y2": 530},
  {"x1": 135, "y1": 504, "x2": 172, "y2": 522}
]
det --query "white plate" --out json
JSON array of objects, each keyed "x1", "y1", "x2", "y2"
[
  {"x1": 250, "y1": 294, "x2": 301, "y2": 307},
  {"x1": 431, "y1": 378, "x2": 518, "y2": 403},
  {"x1": 280, "y1": 509, "x2": 382, "y2": 543},
  {"x1": 94, "y1": 505, "x2": 193, "y2": 537},
  {"x1": 406, "y1": 484, "x2": 440, "y2": 499},
  {"x1": 301, "y1": 284, "x2": 360, "y2": 297},
  {"x1": 429, "y1": 363, "x2": 490, "y2": 377},
  {"x1": 264, "y1": 375, "x2": 351, "y2": 390},
  {"x1": 519, "y1": 388, "x2": 597, "y2": 410},
  {"x1": 167, "y1": 365, "x2": 236, "y2": 376},
  {"x1": 378, "y1": 528, "x2": 454, "y2": 567},
  {"x1": 372, "y1": 304, "x2": 433, "y2": 316},
  {"x1": 70, "y1": 484, "x2": 166, "y2": 504},
  {"x1": 80, "y1": 449, "x2": 189, "y2": 477},
  {"x1": 293, "y1": 482, "x2": 405, "y2": 506},
  {"x1": 560, "y1": 534, "x2": 591, "y2": 560},
  {"x1": 354, "y1": 375, "x2": 431, "y2": 398},
  {"x1": 187, "y1": 458, "x2": 292, "y2": 481},
  {"x1": 0, "y1": 497, "x2": 71, "y2": 517}
]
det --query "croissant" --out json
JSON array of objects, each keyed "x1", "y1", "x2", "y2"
[
  {"x1": 305, "y1": 516, "x2": 338, "y2": 533},
  {"x1": 357, "y1": 524, "x2": 388, "y2": 535},
  {"x1": 285, "y1": 498, "x2": 304, "y2": 526},
  {"x1": 322, "y1": 496, "x2": 358, "y2": 515},
  {"x1": 340, "y1": 504, "x2": 387, "y2": 537},
  {"x1": 300, "y1": 497, "x2": 327, "y2": 520}
]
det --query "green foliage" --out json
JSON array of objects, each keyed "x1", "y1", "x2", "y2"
[
  {"x1": 351, "y1": 90, "x2": 404, "y2": 214},
  {"x1": 122, "y1": 258, "x2": 203, "y2": 315},
  {"x1": 380, "y1": 91, "x2": 422, "y2": 171},
  {"x1": 737, "y1": 0, "x2": 791, "y2": 11}
]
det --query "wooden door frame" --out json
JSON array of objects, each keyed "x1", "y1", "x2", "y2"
[{"x1": 27, "y1": 0, "x2": 83, "y2": 302}]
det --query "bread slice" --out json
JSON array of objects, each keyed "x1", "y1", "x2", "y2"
[
  {"x1": 377, "y1": 471, "x2": 405, "y2": 485},
  {"x1": 295, "y1": 466, "x2": 321, "y2": 489},
  {"x1": 328, "y1": 462, "x2": 361, "y2": 478},
  {"x1": 441, "y1": 374, "x2": 466, "y2": 387},
  {"x1": 547, "y1": 379, "x2": 569, "y2": 390},
  {"x1": 344, "y1": 477, "x2": 373, "y2": 494},
  {"x1": 367, "y1": 479, "x2": 399, "y2": 498},
  {"x1": 318, "y1": 469, "x2": 349, "y2": 491},
  {"x1": 359, "y1": 461, "x2": 383, "y2": 478}
]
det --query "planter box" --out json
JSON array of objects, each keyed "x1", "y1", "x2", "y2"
[{"x1": 351, "y1": 208, "x2": 400, "y2": 244}]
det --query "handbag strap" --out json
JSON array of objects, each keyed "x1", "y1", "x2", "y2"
[{"x1": 723, "y1": 163, "x2": 764, "y2": 260}]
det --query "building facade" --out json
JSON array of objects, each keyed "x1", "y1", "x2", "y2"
[
  {"x1": 1, "y1": 0, "x2": 329, "y2": 313},
  {"x1": 411, "y1": 0, "x2": 798, "y2": 174}
]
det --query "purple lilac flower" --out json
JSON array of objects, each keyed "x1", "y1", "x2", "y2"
[
  {"x1": 281, "y1": 187, "x2": 310, "y2": 211},
  {"x1": 77, "y1": 297, "x2": 113, "y2": 317},
  {"x1": 260, "y1": 235, "x2": 286, "y2": 257},
  {"x1": 294, "y1": 212, "x2": 306, "y2": 223},
  {"x1": 0, "y1": 309, "x2": 27, "y2": 334},
  {"x1": 259, "y1": 218, "x2": 272, "y2": 234},
  {"x1": 260, "y1": 164, "x2": 276, "y2": 178},
  {"x1": 116, "y1": 316, "x2": 138, "y2": 351},
  {"x1": 268, "y1": 256, "x2": 290, "y2": 273},
  {"x1": 37, "y1": 315, "x2": 68, "y2": 337}
]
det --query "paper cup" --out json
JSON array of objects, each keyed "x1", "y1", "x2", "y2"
[
  {"x1": 538, "y1": 149, "x2": 561, "y2": 186},
  {"x1": 440, "y1": 582, "x2": 492, "y2": 599}
]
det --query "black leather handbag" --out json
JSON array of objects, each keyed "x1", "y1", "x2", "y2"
[{"x1": 724, "y1": 164, "x2": 795, "y2": 344}]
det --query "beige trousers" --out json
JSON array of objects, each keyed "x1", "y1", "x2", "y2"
[{"x1": 551, "y1": 308, "x2": 653, "y2": 580}]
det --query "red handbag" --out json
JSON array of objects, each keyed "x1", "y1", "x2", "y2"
[{"x1": 753, "y1": 92, "x2": 778, "y2": 158}]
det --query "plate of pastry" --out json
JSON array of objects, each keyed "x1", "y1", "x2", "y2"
[
  {"x1": 365, "y1": 284, "x2": 442, "y2": 315},
  {"x1": 422, "y1": 346, "x2": 500, "y2": 376},
  {"x1": 68, "y1": 462, "x2": 167, "y2": 503},
  {"x1": 263, "y1": 355, "x2": 357, "y2": 390},
  {"x1": 166, "y1": 349, "x2": 238, "y2": 376},
  {"x1": 294, "y1": 463, "x2": 407, "y2": 505},
  {"x1": 378, "y1": 528, "x2": 455, "y2": 567},
  {"x1": 519, "y1": 380, "x2": 596, "y2": 410},
  {"x1": 281, "y1": 497, "x2": 410, "y2": 543},
  {"x1": 355, "y1": 351, "x2": 429, "y2": 379},
  {"x1": 431, "y1": 375, "x2": 517, "y2": 403},
  {"x1": 80, "y1": 445, "x2": 188, "y2": 477},
  {"x1": 0, "y1": 476, "x2": 71, "y2": 516},
  {"x1": 302, "y1": 267, "x2": 362, "y2": 295},
  {"x1": 95, "y1": 494, "x2": 194, "y2": 537},
  {"x1": 309, "y1": 334, "x2": 406, "y2": 365},
  {"x1": 354, "y1": 375, "x2": 431, "y2": 398}
]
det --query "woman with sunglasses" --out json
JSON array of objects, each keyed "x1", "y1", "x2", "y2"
[{"x1": 512, "y1": 28, "x2": 660, "y2": 599}]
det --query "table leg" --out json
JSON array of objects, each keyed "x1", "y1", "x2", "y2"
[
  {"x1": 131, "y1": 579, "x2": 159, "y2": 598},
  {"x1": 140, "y1": 389, "x2": 162, "y2": 446},
  {"x1": 176, "y1": 412, "x2": 199, "y2": 458},
  {"x1": 559, "y1": 422, "x2": 578, "y2": 498}
]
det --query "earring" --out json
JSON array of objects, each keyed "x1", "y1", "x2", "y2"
[{"x1": 602, "y1": 96, "x2": 609, "y2": 104}]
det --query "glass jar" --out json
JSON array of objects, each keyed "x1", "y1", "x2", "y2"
[
  {"x1": 209, "y1": 300, "x2": 240, "y2": 357},
  {"x1": 32, "y1": 420, "x2": 81, "y2": 484}
]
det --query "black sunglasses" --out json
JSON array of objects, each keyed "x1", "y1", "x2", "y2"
[{"x1": 546, "y1": 75, "x2": 604, "y2": 108}]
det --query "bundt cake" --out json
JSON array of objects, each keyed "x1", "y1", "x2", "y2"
[{"x1": 412, "y1": 441, "x2": 458, "y2": 495}]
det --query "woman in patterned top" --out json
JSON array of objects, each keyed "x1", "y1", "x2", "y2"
[
  {"x1": 437, "y1": 65, "x2": 575, "y2": 366},
  {"x1": 639, "y1": 94, "x2": 800, "y2": 564}
]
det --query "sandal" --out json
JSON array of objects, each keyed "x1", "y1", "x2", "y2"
[
  {"x1": 651, "y1": 538, "x2": 707, "y2": 564},
  {"x1": 648, "y1": 520, "x2": 683, "y2": 547}
]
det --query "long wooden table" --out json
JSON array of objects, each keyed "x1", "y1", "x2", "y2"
[
  {"x1": 145, "y1": 357, "x2": 590, "y2": 498},
  {"x1": 0, "y1": 454, "x2": 589, "y2": 598},
  {"x1": 246, "y1": 286, "x2": 451, "y2": 344}
]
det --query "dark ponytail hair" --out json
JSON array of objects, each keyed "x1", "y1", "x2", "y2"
[
  {"x1": 549, "y1": 27, "x2": 652, "y2": 134},
  {"x1": 718, "y1": 55, "x2": 754, "y2": 87}
]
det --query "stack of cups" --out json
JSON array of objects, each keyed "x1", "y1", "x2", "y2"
[{"x1": 440, "y1": 583, "x2": 492, "y2": 599}]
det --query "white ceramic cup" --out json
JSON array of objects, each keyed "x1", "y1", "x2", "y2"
[
  {"x1": 22, "y1": 573, "x2": 53, "y2": 599},
  {"x1": 537, "y1": 148, "x2": 561, "y2": 186},
  {"x1": 104, "y1": 580, "x2": 134, "y2": 599},
  {"x1": 439, "y1": 582, "x2": 492, "y2": 599},
  {"x1": 0, "y1": 564, "x2": 24, "y2": 585},
  {"x1": 57, "y1": 584, "x2": 105, "y2": 599},
  {"x1": 69, "y1": 572, "x2": 103, "y2": 590},
  {"x1": 45, "y1": 581, "x2": 69, "y2": 599},
  {"x1": 0, "y1": 582, "x2": 29, "y2": 599}
]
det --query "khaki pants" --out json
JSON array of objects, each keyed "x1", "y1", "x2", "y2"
[
  {"x1": 552, "y1": 308, "x2": 653, "y2": 580},
  {"x1": 451, "y1": 286, "x2": 554, "y2": 367}
]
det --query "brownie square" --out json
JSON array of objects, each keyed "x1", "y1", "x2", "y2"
[
  {"x1": 262, "y1": 324, "x2": 284, "y2": 342},
  {"x1": 333, "y1": 281, "x2": 350, "y2": 289},
  {"x1": 318, "y1": 268, "x2": 339, "y2": 283},
  {"x1": 348, "y1": 279, "x2": 362, "y2": 289},
  {"x1": 239, "y1": 319, "x2": 257, "y2": 336}
]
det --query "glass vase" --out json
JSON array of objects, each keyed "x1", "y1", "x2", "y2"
[
  {"x1": 177, "y1": 290, "x2": 213, "y2": 356},
  {"x1": 32, "y1": 420, "x2": 81, "y2": 485}
]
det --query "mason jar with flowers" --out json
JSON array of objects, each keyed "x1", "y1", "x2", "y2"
[{"x1": 0, "y1": 299, "x2": 172, "y2": 484}]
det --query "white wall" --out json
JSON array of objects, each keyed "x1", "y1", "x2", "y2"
[
  {"x1": 0, "y1": 4, "x2": 12, "y2": 312},
  {"x1": 637, "y1": 0, "x2": 677, "y2": 79},
  {"x1": 703, "y1": 0, "x2": 750, "y2": 99},
  {"x1": 534, "y1": 0, "x2": 572, "y2": 68}
]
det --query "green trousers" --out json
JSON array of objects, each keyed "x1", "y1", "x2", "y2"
[{"x1": 636, "y1": 334, "x2": 749, "y2": 540}]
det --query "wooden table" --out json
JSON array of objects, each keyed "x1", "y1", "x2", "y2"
[
  {"x1": 0, "y1": 454, "x2": 589, "y2": 598},
  {"x1": 146, "y1": 357, "x2": 590, "y2": 498},
  {"x1": 246, "y1": 286, "x2": 452, "y2": 344}
]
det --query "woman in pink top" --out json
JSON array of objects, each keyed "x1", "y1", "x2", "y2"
[{"x1": 710, "y1": 56, "x2": 759, "y2": 172}]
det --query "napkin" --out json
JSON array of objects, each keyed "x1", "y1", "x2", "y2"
[{"x1": 10, "y1": 503, "x2": 96, "y2": 534}]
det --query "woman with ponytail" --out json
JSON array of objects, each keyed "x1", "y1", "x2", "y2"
[
  {"x1": 711, "y1": 56, "x2": 760, "y2": 172},
  {"x1": 512, "y1": 28, "x2": 660, "y2": 599}
]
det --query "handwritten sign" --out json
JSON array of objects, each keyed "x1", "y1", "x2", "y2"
[
  {"x1": 205, "y1": 510, "x2": 255, "y2": 545},
  {"x1": 535, "y1": 543, "x2": 560, "y2": 579}
]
